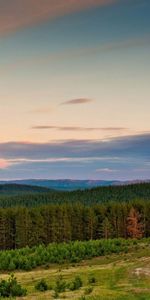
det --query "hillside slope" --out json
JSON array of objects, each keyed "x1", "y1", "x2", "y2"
[
  {"x1": 0, "y1": 182, "x2": 149, "y2": 207},
  {"x1": 0, "y1": 184, "x2": 51, "y2": 195}
]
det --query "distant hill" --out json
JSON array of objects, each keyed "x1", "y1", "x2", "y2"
[
  {"x1": 0, "y1": 182, "x2": 149, "y2": 208},
  {"x1": 0, "y1": 183, "x2": 50, "y2": 195},
  {"x1": 0, "y1": 179, "x2": 148, "y2": 191}
]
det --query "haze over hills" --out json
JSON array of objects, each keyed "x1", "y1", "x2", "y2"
[{"x1": 0, "y1": 179, "x2": 149, "y2": 191}]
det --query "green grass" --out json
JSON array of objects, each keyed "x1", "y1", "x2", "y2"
[{"x1": 0, "y1": 243, "x2": 149, "y2": 300}]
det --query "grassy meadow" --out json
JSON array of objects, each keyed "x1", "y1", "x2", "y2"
[{"x1": 0, "y1": 241, "x2": 149, "y2": 300}]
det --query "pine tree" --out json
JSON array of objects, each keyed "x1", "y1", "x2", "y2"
[
  {"x1": 101, "y1": 217, "x2": 112, "y2": 239},
  {"x1": 15, "y1": 208, "x2": 31, "y2": 248},
  {"x1": 0, "y1": 209, "x2": 6, "y2": 250},
  {"x1": 84, "y1": 207, "x2": 97, "y2": 240},
  {"x1": 127, "y1": 207, "x2": 143, "y2": 239}
]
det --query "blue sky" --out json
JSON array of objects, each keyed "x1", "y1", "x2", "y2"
[{"x1": 0, "y1": 0, "x2": 150, "y2": 179}]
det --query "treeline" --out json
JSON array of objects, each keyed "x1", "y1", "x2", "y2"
[
  {"x1": 0, "y1": 200, "x2": 149, "y2": 250},
  {"x1": 0, "y1": 238, "x2": 148, "y2": 271},
  {"x1": 0, "y1": 183, "x2": 50, "y2": 196},
  {"x1": 0, "y1": 183, "x2": 150, "y2": 208}
]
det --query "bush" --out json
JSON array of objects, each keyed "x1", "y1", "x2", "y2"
[
  {"x1": 54, "y1": 275, "x2": 66, "y2": 293},
  {"x1": 68, "y1": 275, "x2": 83, "y2": 291},
  {"x1": 8, "y1": 261, "x2": 16, "y2": 271},
  {"x1": 53, "y1": 290, "x2": 59, "y2": 298},
  {"x1": 88, "y1": 275, "x2": 96, "y2": 284},
  {"x1": 0, "y1": 239, "x2": 145, "y2": 272},
  {"x1": 84, "y1": 286, "x2": 93, "y2": 295},
  {"x1": 0, "y1": 274, "x2": 27, "y2": 297},
  {"x1": 35, "y1": 278, "x2": 48, "y2": 292}
]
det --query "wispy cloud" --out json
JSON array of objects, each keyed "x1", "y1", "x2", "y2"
[
  {"x1": 61, "y1": 98, "x2": 93, "y2": 105},
  {"x1": 32, "y1": 126, "x2": 56, "y2": 130},
  {"x1": 0, "y1": 133, "x2": 149, "y2": 160},
  {"x1": 95, "y1": 168, "x2": 116, "y2": 172},
  {"x1": 0, "y1": 134, "x2": 149, "y2": 179},
  {"x1": 7, "y1": 157, "x2": 119, "y2": 165},
  {"x1": 2, "y1": 35, "x2": 150, "y2": 75},
  {"x1": 31, "y1": 125, "x2": 127, "y2": 132},
  {"x1": 0, "y1": 0, "x2": 117, "y2": 36}
]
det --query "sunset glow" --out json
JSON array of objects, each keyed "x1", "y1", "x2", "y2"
[{"x1": 0, "y1": 0, "x2": 150, "y2": 179}]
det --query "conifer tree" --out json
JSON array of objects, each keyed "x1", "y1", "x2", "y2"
[
  {"x1": 127, "y1": 207, "x2": 144, "y2": 239},
  {"x1": 101, "y1": 217, "x2": 112, "y2": 239}
]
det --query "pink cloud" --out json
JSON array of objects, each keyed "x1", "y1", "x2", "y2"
[
  {"x1": 0, "y1": 159, "x2": 9, "y2": 169},
  {"x1": 61, "y1": 98, "x2": 93, "y2": 105},
  {"x1": 0, "y1": 0, "x2": 117, "y2": 36}
]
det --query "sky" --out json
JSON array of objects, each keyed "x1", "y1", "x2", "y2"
[{"x1": 0, "y1": 0, "x2": 150, "y2": 180}]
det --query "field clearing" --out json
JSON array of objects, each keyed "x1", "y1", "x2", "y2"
[{"x1": 0, "y1": 245, "x2": 150, "y2": 300}]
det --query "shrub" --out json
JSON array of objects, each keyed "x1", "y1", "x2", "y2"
[
  {"x1": 53, "y1": 290, "x2": 59, "y2": 298},
  {"x1": 84, "y1": 286, "x2": 93, "y2": 295},
  {"x1": 54, "y1": 275, "x2": 66, "y2": 293},
  {"x1": 68, "y1": 275, "x2": 83, "y2": 291},
  {"x1": 0, "y1": 274, "x2": 27, "y2": 297},
  {"x1": 0, "y1": 239, "x2": 145, "y2": 272},
  {"x1": 88, "y1": 275, "x2": 96, "y2": 284},
  {"x1": 35, "y1": 278, "x2": 48, "y2": 292},
  {"x1": 79, "y1": 297, "x2": 86, "y2": 300},
  {"x1": 8, "y1": 261, "x2": 16, "y2": 271}
]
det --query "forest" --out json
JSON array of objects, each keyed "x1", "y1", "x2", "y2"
[
  {"x1": 0, "y1": 199, "x2": 149, "y2": 250},
  {"x1": 0, "y1": 183, "x2": 149, "y2": 298},
  {"x1": 0, "y1": 182, "x2": 149, "y2": 251},
  {"x1": 0, "y1": 182, "x2": 149, "y2": 207},
  {"x1": 0, "y1": 183, "x2": 50, "y2": 196}
]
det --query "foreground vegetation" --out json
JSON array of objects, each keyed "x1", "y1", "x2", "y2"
[
  {"x1": 0, "y1": 240, "x2": 149, "y2": 299},
  {"x1": 0, "y1": 183, "x2": 149, "y2": 298},
  {"x1": 0, "y1": 238, "x2": 149, "y2": 271}
]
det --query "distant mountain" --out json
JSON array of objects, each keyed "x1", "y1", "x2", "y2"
[
  {"x1": 0, "y1": 179, "x2": 149, "y2": 191},
  {"x1": 0, "y1": 179, "x2": 120, "y2": 191}
]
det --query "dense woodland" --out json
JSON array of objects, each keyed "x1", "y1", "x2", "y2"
[
  {"x1": 0, "y1": 200, "x2": 149, "y2": 250},
  {"x1": 0, "y1": 182, "x2": 149, "y2": 207},
  {"x1": 0, "y1": 183, "x2": 149, "y2": 251}
]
